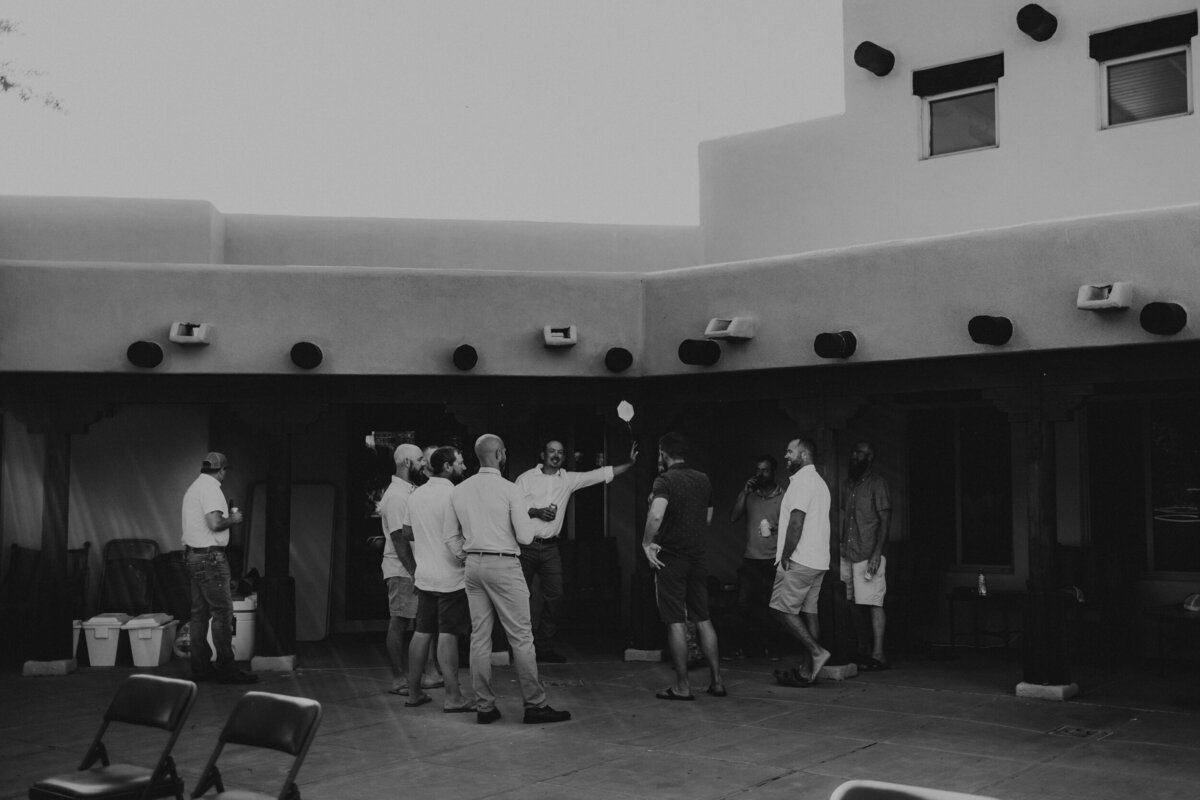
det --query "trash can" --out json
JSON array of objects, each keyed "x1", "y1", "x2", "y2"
[
  {"x1": 81, "y1": 613, "x2": 131, "y2": 666},
  {"x1": 206, "y1": 593, "x2": 257, "y2": 661},
  {"x1": 122, "y1": 613, "x2": 179, "y2": 667}
]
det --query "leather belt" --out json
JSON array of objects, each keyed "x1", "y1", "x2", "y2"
[
  {"x1": 186, "y1": 545, "x2": 226, "y2": 553},
  {"x1": 465, "y1": 551, "x2": 518, "y2": 558}
]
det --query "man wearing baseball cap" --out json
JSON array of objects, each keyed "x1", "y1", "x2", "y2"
[{"x1": 181, "y1": 451, "x2": 257, "y2": 684}]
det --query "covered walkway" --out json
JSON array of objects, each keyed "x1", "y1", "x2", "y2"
[{"x1": 3, "y1": 641, "x2": 1198, "y2": 799}]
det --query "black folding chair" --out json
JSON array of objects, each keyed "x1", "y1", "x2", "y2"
[
  {"x1": 831, "y1": 780, "x2": 998, "y2": 800},
  {"x1": 29, "y1": 674, "x2": 198, "y2": 800},
  {"x1": 192, "y1": 691, "x2": 322, "y2": 800}
]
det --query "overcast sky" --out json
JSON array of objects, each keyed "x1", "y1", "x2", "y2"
[{"x1": 2, "y1": 1, "x2": 844, "y2": 225}]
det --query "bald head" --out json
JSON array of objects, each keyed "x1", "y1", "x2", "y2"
[
  {"x1": 394, "y1": 443, "x2": 423, "y2": 479},
  {"x1": 475, "y1": 434, "x2": 506, "y2": 469}
]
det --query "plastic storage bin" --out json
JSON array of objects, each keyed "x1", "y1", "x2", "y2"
[
  {"x1": 122, "y1": 613, "x2": 179, "y2": 667},
  {"x1": 206, "y1": 593, "x2": 257, "y2": 661},
  {"x1": 82, "y1": 613, "x2": 131, "y2": 666}
]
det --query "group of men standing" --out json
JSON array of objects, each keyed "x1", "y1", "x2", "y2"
[
  {"x1": 178, "y1": 427, "x2": 891, "y2": 713},
  {"x1": 378, "y1": 434, "x2": 636, "y2": 724},
  {"x1": 642, "y1": 433, "x2": 892, "y2": 697}
]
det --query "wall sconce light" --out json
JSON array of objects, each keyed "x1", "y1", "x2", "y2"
[
  {"x1": 1077, "y1": 282, "x2": 1133, "y2": 311},
  {"x1": 126, "y1": 340, "x2": 164, "y2": 369},
  {"x1": 854, "y1": 41, "x2": 896, "y2": 76},
  {"x1": 1017, "y1": 4, "x2": 1058, "y2": 42},
  {"x1": 704, "y1": 317, "x2": 756, "y2": 340},
  {"x1": 968, "y1": 315, "x2": 1014, "y2": 346},
  {"x1": 290, "y1": 341, "x2": 323, "y2": 369},
  {"x1": 452, "y1": 344, "x2": 479, "y2": 370},
  {"x1": 168, "y1": 322, "x2": 213, "y2": 345},
  {"x1": 813, "y1": 331, "x2": 857, "y2": 359},
  {"x1": 678, "y1": 339, "x2": 721, "y2": 366},
  {"x1": 1140, "y1": 302, "x2": 1187, "y2": 336},
  {"x1": 543, "y1": 325, "x2": 578, "y2": 347},
  {"x1": 605, "y1": 347, "x2": 634, "y2": 373}
]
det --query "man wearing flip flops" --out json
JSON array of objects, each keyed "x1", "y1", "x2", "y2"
[
  {"x1": 643, "y1": 432, "x2": 727, "y2": 701},
  {"x1": 840, "y1": 441, "x2": 892, "y2": 672},
  {"x1": 770, "y1": 438, "x2": 833, "y2": 687}
]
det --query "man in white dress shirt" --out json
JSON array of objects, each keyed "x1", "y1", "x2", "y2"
[{"x1": 513, "y1": 439, "x2": 637, "y2": 662}]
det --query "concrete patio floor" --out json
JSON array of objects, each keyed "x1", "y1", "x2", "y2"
[{"x1": 3, "y1": 638, "x2": 1199, "y2": 800}]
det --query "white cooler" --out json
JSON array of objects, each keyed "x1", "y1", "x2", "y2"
[
  {"x1": 206, "y1": 593, "x2": 257, "y2": 661},
  {"x1": 122, "y1": 613, "x2": 179, "y2": 667},
  {"x1": 81, "y1": 613, "x2": 131, "y2": 666}
]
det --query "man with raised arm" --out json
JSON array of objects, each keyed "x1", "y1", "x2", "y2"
[{"x1": 514, "y1": 438, "x2": 637, "y2": 663}]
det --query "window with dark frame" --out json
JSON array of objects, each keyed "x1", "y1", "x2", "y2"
[
  {"x1": 1091, "y1": 10, "x2": 1196, "y2": 129},
  {"x1": 913, "y1": 53, "x2": 1004, "y2": 158}
]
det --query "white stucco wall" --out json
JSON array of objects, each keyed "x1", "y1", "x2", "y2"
[
  {"x1": 225, "y1": 214, "x2": 701, "y2": 273},
  {"x1": 0, "y1": 261, "x2": 645, "y2": 377},
  {"x1": 0, "y1": 197, "x2": 225, "y2": 265},
  {"x1": 642, "y1": 204, "x2": 1200, "y2": 376},
  {"x1": 699, "y1": 0, "x2": 1200, "y2": 262},
  {"x1": 0, "y1": 196, "x2": 699, "y2": 273},
  {"x1": 3, "y1": 203, "x2": 1195, "y2": 378}
]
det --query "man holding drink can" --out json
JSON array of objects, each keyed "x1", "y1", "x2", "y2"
[{"x1": 515, "y1": 438, "x2": 638, "y2": 663}]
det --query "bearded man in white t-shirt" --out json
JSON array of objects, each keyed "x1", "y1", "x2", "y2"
[{"x1": 769, "y1": 437, "x2": 833, "y2": 686}]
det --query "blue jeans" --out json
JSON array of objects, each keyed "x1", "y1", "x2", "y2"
[
  {"x1": 519, "y1": 538, "x2": 563, "y2": 650},
  {"x1": 186, "y1": 550, "x2": 235, "y2": 674}
]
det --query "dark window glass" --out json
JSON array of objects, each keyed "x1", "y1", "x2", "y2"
[
  {"x1": 959, "y1": 407, "x2": 1012, "y2": 566},
  {"x1": 929, "y1": 89, "x2": 996, "y2": 156},
  {"x1": 1149, "y1": 397, "x2": 1200, "y2": 572},
  {"x1": 1108, "y1": 51, "x2": 1189, "y2": 125},
  {"x1": 907, "y1": 406, "x2": 1012, "y2": 568},
  {"x1": 908, "y1": 409, "x2": 958, "y2": 566}
]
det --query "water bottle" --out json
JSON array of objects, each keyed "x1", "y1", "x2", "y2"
[{"x1": 976, "y1": 571, "x2": 987, "y2": 596}]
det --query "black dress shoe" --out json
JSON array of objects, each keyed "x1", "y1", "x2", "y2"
[
  {"x1": 523, "y1": 705, "x2": 571, "y2": 724},
  {"x1": 476, "y1": 707, "x2": 502, "y2": 725},
  {"x1": 536, "y1": 650, "x2": 567, "y2": 663},
  {"x1": 216, "y1": 669, "x2": 259, "y2": 685}
]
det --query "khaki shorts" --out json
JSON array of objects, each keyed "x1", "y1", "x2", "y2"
[
  {"x1": 840, "y1": 557, "x2": 887, "y2": 607},
  {"x1": 386, "y1": 575, "x2": 419, "y2": 619},
  {"x1": 769, "y1": 561, "x2": 825, "y2": 615}
]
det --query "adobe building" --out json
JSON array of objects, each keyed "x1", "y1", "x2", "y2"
[{"x1": 3, "y1": 0, "x2": 1198, "y2": 695}]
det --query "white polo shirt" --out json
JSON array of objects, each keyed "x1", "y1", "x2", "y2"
[
  {"x1": 402, "y1": 477, "x2": 465, "y2": 593},
  {"x1": 181, "y1": 473, "x2": 229, "y2": 548},
  {"x1": 378, "y1": 476, "x2": 414, "y2": 580},
  {"x1": 514, "y1": 465, "x2": 614, "y2": 539},
  {"x1": 776, "y1": 464, "x2": 831, "y2": 570}
]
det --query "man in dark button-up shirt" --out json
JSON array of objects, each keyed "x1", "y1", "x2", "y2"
[{"x1": 840, "y1": 441, "x2": 892, "y2": 670}]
